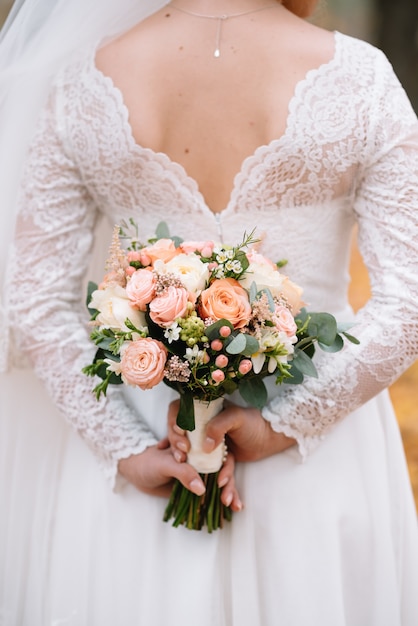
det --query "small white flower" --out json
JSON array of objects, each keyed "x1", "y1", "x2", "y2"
[
  {"x1": 164, "y1": 323, "x2": 181, "y2": 344},
  {"x1": 225, "y1": 260, "x2": 242, "y2": 274},
  {"x1": 251, "y1": 352, "x2": 266, "y2": 374},
  {"x1": 185, "y1": 344, "x2": 205, "y2": 364},
  {"x1": 215, "y1": 267, "x2": 226, "y2": 279},
  {"x1": 104, "y1": 358, "x2": 123, "y2": 376}
]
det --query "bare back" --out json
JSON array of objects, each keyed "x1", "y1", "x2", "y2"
[{"x1": 96, "y1": 2, "x2": 335, "y2": 213}]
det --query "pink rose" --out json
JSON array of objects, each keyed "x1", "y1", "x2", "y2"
[
  {"x1": 246, "y1": 249, "x2": 276, "y2": 269},
  {"x1": 120, "y1": 338, "x2": 167, "y2": 390},
  {"x1": 141, "y1": 239, "x2": 179, "y2": 265},
  {"x1": 273, "y1": 305, "x2": 298, "y2": 338},
  {"x1": 149, "y1": 286, "x2": 189, "y2": 327},
  {"x1": 126, "y1": 269, "x2": 156, "y2": 311},
  {"x1": 199, "y1": 278, "x2": 251, "y2": 329},
  {"x1": 180, "y1": 240, "x2": 215, "y2": 258}
]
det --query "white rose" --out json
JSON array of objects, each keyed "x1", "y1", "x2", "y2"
[
  {"x1": 164, "y1": 253, "x2": 210, "y2": 295},
  {"x1": 89, "y1": 285, "x2": 147, "y2": 332},
  {"x1": 240, "y1": 259, "x2": 285, "y2": 297}
]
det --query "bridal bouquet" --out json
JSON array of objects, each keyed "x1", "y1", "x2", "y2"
[{"x1": 83, "y1": 221, "x2": 358, "y2": 531}]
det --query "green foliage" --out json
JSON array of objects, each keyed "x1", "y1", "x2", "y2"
[
  {"x1": 177, "y1": 393, "x2": 195, "y2": 431},
  {"x1": 239, "y1": 376, "x2": 268, "y2": 409}
]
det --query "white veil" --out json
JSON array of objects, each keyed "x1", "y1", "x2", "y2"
[{"x1": 0, "y1": 0, "x2": 168, "y2": 371}]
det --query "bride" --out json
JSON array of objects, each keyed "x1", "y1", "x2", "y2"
[{"x1": 1, "y1": 0, "x2": 418, "y2": 624}]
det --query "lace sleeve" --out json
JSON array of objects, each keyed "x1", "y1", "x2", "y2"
[
  {"x1": 7, "y1": 85, "x2": 158, "y2": 489},
  {"x1": 262, "y1": 52, "x2": 418, "y2": 457}
]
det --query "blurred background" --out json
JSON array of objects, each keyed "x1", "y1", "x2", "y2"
[{"x1": 1, "y1": 0, "x2": 417, "y2": 508}]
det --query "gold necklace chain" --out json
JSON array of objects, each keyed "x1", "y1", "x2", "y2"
[{"x1": 170, "y1": 3, "x2": 277, "y2": 58}]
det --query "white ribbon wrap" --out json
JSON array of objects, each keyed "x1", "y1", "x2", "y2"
[{"x1": 187, "y1": 397, "x2": 226, "y2": 474}]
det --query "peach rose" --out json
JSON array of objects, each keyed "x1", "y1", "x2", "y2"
[
  {"x1": 149, "y1": 286, "x2": 189, "y2": 327},
  {"x1": 141, "y1": 239, "x2": 179, "y2": 265},
  {"x1": 272, "y1": 305, "x2": 298, "y2": 338},
  {"x1": 120, "y1": 338, "x2": 167, "y2": 390},
  {"x1": 199, "y1": 278, "x2": 251, "y2": 329},
  {"x1": 279, "y1": 277, "x2": 304, "y2": 315},
  {"x1": 126, "y1": 269, "x2": 156, "y2": 311}
]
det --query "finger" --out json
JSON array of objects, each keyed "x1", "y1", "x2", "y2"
[
  {"x1": 164, "y1": 455, "x2": 206, "y2": 496},
  {"x1": 203, "y1": 405, "x2": 243, "y2": 452},
  {"x1": 167, "y1": 399, "x2": 181, "y2": 430},
  {"x1": 217, "y1": 453, "x2": 242, "y2": 511},
  {"x1": 217, "y1": 450, "x2": 235, "y2": 488},
  {"x1": 157, "y1": 437, "x2": 170, "y2": 450}
]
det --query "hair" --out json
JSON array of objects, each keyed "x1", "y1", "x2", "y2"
[{"x1": 282, "y1": 0, "x2": 319, "y2": 18}]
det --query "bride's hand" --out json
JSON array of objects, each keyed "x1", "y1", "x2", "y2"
[
  {"x1": 118, "y1": 445, "x2": 206, "y2": 498},
  {"x1": 169, "y1": 401, "x2": 296, "y2": 463},
  {"x1": 166, "y1": 400, "x2": 243, "y2": 511}
]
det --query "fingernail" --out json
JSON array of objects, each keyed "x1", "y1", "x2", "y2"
[
  {"x1": 224, "y1": 492, "x2": 233, "y2": 507},
  {"x1": 189, "y1": 478, "x2": 206, "y2": 496},
  {"x1": 177, "y1": 441, "x2": 188, "y2": 452},
  {"x1": 235, "y1": 500, "x2": 243, "y2": 511},
  {"x1": 218, "y1": 476, "x2": 228, "y2": 488},
  {"x1": 174, "y1": 450, "x2": 183, "y2": 463},
  {"x1": 204, "y1": 437, "x2": 215, "y2": 451}
]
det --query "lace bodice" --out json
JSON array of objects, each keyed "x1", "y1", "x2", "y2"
[{"x1": 7, "y1": 32, "x2": 418, "y2": 483}]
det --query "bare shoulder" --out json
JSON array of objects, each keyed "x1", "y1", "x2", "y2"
[
  {"x1": 278, "y1": 11, "x2": 336, "y2": 68},
  {"x1": 95, "y1": 6, "x2": 169, "y2": 73}
]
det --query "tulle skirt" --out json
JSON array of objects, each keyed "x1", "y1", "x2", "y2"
[{"x1": 1, "y1": 368, "x2": 418, "y2": 626}]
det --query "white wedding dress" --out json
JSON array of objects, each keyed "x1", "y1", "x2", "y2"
[{"x1": 1, "y1": 31, "x2": 418, "y2": 626}]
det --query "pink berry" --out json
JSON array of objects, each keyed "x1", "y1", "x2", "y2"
[
  {"x1": 211, "y1": 369, "x2": 225, "y2": 384},
  {"x1": 219, "y1": 325, "x2": 231, "y2": 338},
  {"x1": 125, "y1": 266, "x2": 136, "y2": 277},
  {"x1": 238, "y1": 359, "x2": 253, "y2": 375},
  {"x1": 215, "y1": 354, "x2": 229, "y2": 368},
  {"x1": 211, "y1": 339, "x2": 223, "y2": 351}
]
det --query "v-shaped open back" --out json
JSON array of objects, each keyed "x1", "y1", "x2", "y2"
[{"x1": 91, "y1": 31, "x2": 340, "y2": 215}]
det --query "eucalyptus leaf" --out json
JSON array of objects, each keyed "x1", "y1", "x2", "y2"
[
  {"x1": 155, "y1": 221, "x2": 171, "y2": 239},
  {"x1": 308, "y1": 312, "x2": 337, "y2": 346},
  {"x1": 342, "y1": 331, "x2": 360, "y2": 345},
  {"x1": 249, "y1": 281, "x2": 258, "y2": 304},
  {"x1": 243, "y1": 335, "x2": 260, "y2": 357},
  {"x1": 318, "y1": 334, "x2": 344, "y2": 352},
  {"x1": 337, "y1": 322, "x2": 356, "y2": 332},
  {"x1": 239, "y1": 377, "x2": 268, "y2": 409},
  {"x1": 205, "y1": 319, "x2": 233, "y2": 340},
  {"x1": 86, "y1": 281, "x2": 98, "y2": 313},
  {"x1": 283, "y1": 363, "x2": 305, "y2": 385},
  {"x1": 292, "y1": 349, "x2": 318, "y2": 378},
  {"x1": 259, "y1": 288, "x2": 275, "y2": 313},
  {"x1": 226, "y1": 333, "x2": 247, "y2": 354},
  {"x1": 171, "y1": 235, "x2": 184, "y2": 248},
  {"x1": 177, "y1": 394, "x2": 195, "y2": 431}
]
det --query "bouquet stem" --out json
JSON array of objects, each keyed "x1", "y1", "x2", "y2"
[
  {"x1": 163, "y1": 397, "x2": 233, "y2": 531},
  {"x1": 163, "y1": 471, "x2": 233, "y2": 531}
]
